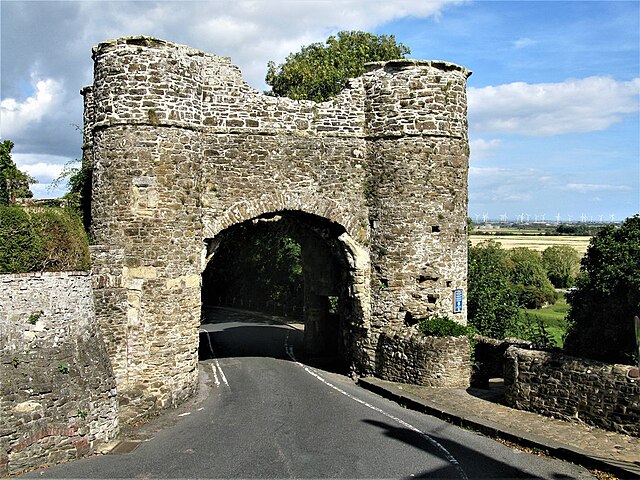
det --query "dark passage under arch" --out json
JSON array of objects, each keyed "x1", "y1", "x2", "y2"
[{"x1": 201, "y1": 211, "x2": 362, "y2": 372}]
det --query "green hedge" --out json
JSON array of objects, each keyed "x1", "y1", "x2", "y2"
[
  {"x1": 0, "y1": 206, "x2": 90, "y2": 273},
  {"x1": 418, "y1": 315, "x2": 474, "y2": 337}
]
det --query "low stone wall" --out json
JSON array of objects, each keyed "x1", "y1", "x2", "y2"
[
  {"x1": 0, "y1": 272, "x2": 119, "y2": 475},
  {"x1": 505, "y1": 347, "x2": 640, "y2": 436},
  {"x1": 375, "y1": 330, "x2": 470, "y2": 387}
]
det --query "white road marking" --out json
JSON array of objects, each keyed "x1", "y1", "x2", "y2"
[
  {"x1": 211, "y1": 363, "x2": 220, "y2": 387},
  {"x1": 201, "y1": 327, "x2": 229, "y2": 389},
  {"x1": 284, "y1": 330, "x2": 468, "y2": 480},
  {"x1": 178, "y1": 412, "x2": 192, "y2": 417},
  {"x1": 215, "y1": 359, "x2": 229, "y2": 388}
]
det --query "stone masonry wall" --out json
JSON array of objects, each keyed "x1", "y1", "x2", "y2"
[
  {"x1": 0, "y1": 272, "x2": 119, "y2": 475},
  {"x1": 84, "y1": 36, "x2": 471, "y2": 421},
  {"x1": 505, "y1": 347, "x2": 640, "y2": 436},
  {"x1": 375, "y1": 330, "x2": 471, "y2": 387}
]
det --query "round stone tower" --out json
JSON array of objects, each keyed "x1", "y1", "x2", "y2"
[{"x1": 362, "y1": 60, "x2": 471, "y2": 333}]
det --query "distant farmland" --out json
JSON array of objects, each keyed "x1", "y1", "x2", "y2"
[{"x1": 470, "y1": 234, "x2": 591, "y2": 254}]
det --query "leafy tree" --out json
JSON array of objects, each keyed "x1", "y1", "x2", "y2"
[
  {"x1": 468, "y1": 240, "x2": 521, "y2": 338},
  {"x1": 0, "y1": 207, "x2": 43, "y2": 272},
  {"x1": 0, "y1": 170, "x2": 8, "y2": 206},
  {"x1": 266, "y1": 31, "x2": 410, "y2": 102},
  {"x1": 542, "y1": 245, "x2": 581, "y2": 288},
  {"x1": 506, "y1": 247, "x2": 557, "y2": 309},
  {"x1": 0, "y1": 139, "x2": 35, "y2": 201},
  {"x1": 564, "y1": 215, "x2": 640, "y2": 364},
  {"x1": 202, "y1": 222, "x2": 304, "y2": 314},
  {"x1": 510, "y1": 311, "x2": 556, "y2": 349},
  {"x1": 54, "y1": 156, "x2": 92, "y2": 232}
]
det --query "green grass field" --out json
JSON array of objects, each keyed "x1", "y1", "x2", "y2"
[{"x1": 519, "y1": 295, "x2": 570, "y2": 347}]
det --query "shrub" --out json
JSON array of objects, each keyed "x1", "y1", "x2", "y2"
[
  {"x1": 0, "y1": 206, "x2": 90, "y2": 273},
  {"x1": 0, "y1": 207, "x2": 43, "y2": 272},
  {"x1": 418, "y1": 314, "x2": 474, "y2": 338},
  {"x1": 509, "y1": 311, "x2": 556, "y2": 349},
  {"x1": 34, "y1": 208, "x2": 90, "y2": 271}
]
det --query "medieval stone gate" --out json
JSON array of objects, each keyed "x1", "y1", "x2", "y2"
[{"x1": 84, "y1": 37, "x2": 471, "y2": 421}]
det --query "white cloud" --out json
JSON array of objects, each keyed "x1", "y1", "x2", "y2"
[
  {"x1": 468, "y1": 76, "x2": 640, "y2": 136},
  {"x1": 30, "y1": 183, "x2": 68, "y2": 200},
  {"x1": 13, "y1": 153, "x2": 71, "y2": 183},
  {"x1": 513, "y1": 37, "x2": 537, "y2": 49},
  {"x1": 565, "y1": 183, "x2": 633, "y2": 193},
  {"x1": 469, "y1": 138, "x2": 502, "y2": 162},
  {"x1": 0, "y1": 78, "x2": 64, "y2": 138},
  {"x1": 75, "y1": 0, "x2": 461, "y2": 89}
]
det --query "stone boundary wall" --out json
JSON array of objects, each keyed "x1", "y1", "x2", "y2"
[
  {"x1": 0, "y1": 272, "x2": 119, "y2": 475},
  {"x1": 375, "y1": 330, "x2": 470, "y2": 387},
  {"x1": 505, "y1": 347, "x2": 639, "y2": 436}
]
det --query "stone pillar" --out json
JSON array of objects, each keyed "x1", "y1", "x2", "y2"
[{"x1": 363, "y1": 60, "x2": 471, "y2": 337}]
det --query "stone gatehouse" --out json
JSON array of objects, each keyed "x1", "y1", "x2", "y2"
[{"x1": 84, "y1": 36, "x2": 471, "y2": 422}]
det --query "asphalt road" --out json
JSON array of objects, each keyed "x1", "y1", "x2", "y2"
[{"x1": 22, "y1": 309, "x2": 595, "y2": 479}]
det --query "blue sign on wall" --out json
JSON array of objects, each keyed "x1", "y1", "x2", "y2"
[{"x1": 453, "y1": 289, "x2": 463, "y2": 314}]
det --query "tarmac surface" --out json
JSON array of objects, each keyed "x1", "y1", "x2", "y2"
[{"x1": 358, "y1": 376, "x2": 640, "y2": 479}]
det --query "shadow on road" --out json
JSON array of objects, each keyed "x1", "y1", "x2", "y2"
[
  {"x1": 199, "y1": 324, "x2": 302, "y2": 361},
  {"x1": 363, "y1": 418, "x2": 581, "y2": 479},
  {"x1": 198, "y1": 306, "x2": 348, "y2": 374}
]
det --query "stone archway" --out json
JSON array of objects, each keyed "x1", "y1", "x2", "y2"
[
  {"x1": 200, "y1": 209, "x2": 372, "y2": 374},
  {"x1": 85, "y1": 36, "x2": 471, "y2": 422}
]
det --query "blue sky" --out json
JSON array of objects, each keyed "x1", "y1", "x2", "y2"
[{"x1": 1, "y1": 0, "x2": 638, "y2": 222}]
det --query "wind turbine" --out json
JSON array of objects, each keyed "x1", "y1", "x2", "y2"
[
  {"x1": 580, "y1": 213, "x2": 587, "y2": 223},
  {"x1": 610, "y1": 214, "x2": 615, "y2": 222},
  {"x1": 555, "y1": 213, "x2": 561, "y2": 224},
  {"x1": 500, "y1": 213, "x2": 507, "y2": 222},
  {"x1": 482, "y1": 213, "x2": 488, "y2": 223}
]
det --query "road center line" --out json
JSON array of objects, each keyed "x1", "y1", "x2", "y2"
[{"x1": 284, "y1": 330, "x2": 468, "y2": 480}]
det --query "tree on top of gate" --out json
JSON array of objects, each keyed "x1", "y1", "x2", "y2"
[{"x1": 265, "y1": 31, "x2": 410, "y2": 102}]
